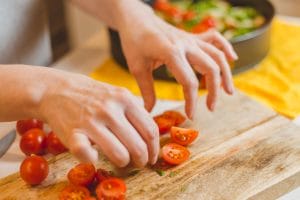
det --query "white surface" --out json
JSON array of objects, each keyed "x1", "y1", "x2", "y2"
[{"x1": 0, "y1": 16, "x2": 299, "y2": 199}]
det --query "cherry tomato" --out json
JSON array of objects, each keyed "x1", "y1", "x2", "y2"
[
  {"x1": 162, "y1": 143, "x2": 190, "y2": 165},
  {"x1": 183, "y1": 11, "x2": 195, "y2": 21},
  {"x1": 154, "y1": 0, "x2": 171, "y2": 12},
  {"x1": 85, "y1": 197, "x2": 96, "y2": 200},
  {"x1": 170, "y1": 127, "x2": 199, "y2": 146},
  {"x1": 20, "y1": 128, "x2": 47, "y2": 156},
  {"x1": 46, "y1": 131, "x2": 68, "y2": 155},
  {"x1": 67, "y1": 163, "x2": 96, "y2": 187},
  {"x1": 20, "y1": 155, "x2": 49, "y2": 185},
  {"x1": 162, "y1": 111, "x2": 186, "y2": 126},
  {"x1": 96, "y1": 178, "x2": 126, "y2": 200},
  {"x1": 96, "y1": 168, "x2": 113, "y2": 183},
  {"x1": 16, "y1": 119, "x2": 43, "y2": 135},
  {"x1": 153, "y1": 115, "x2": 175, "y2": 135},
  {"x1": 192, "y1": 16, "x2": 216, "y2": 33},
  {"x1": 59, "y1": 185, "x2": 91, "y2": 200}
]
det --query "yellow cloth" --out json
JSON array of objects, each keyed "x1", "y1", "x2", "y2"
[{"x1": 90, "y1": 19, "x2": 300, "y2": 118}]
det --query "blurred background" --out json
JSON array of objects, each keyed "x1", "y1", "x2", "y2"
[{"x1": 47, "y1": 0, "x2": 300, "y2": 61}]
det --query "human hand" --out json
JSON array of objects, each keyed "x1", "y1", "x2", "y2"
[
  {"x1": 117, "y1": 1, "x2": 238, "y2": 119},
  {"x1": 39, "y1": 70, "x2": 159, "y2": 167}
]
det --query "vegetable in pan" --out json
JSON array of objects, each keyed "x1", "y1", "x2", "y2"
[{"x1": 154, "y1": 0, "x2": 265, "y2": 40}]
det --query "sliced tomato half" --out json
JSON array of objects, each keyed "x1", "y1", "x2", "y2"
[
  {"x1": 59, "y1": 185, "x2": 91, "y2": 200},
  {"x1": 67, "y1": 163, "x2": 96, "y2": 187},
  {"x1": 162, "y1": 143, "x2": 190, "y2": 165},
  {"x1": 96, "y1": 178, "x2": 126, "y2": 200},
  {"x1": 162, "y1": 111, "x2": 186, "y2": 126},
  {"x1": 170, "y1": 126, "x2": 199, "y2": 146},
  {"x1": 153, "y1": 115, "x2": 175, "y2": 135}
]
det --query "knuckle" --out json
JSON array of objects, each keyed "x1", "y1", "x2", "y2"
[
  {"x1": 146, "y1": 127, "x2": 158, "y2": 141},
  {"x1": 214, "y1": 50, "x2": 226, "y2": 61},
  {"x1": 184, "y1": 77, "x2": 199, "y2": 89},
  {"x1": 166, "y1": 45, "x2": 181, "y2": 58},
  {"x1": 211, "y1": 30, "x2": 221, "y2": 38},
  {"x1": 114, "y1": 88, "x2": 134, "y2": 105},
  {"x1": 208, "y1": 65, "x2": 220, "y2": 76}
]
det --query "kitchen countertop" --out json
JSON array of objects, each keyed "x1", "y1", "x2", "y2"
[{"x1": 0, "y1": 16, "x2": 299, "y2": 200}]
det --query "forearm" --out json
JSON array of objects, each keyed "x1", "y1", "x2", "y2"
[
  {"x1": 0, "y1": 65, "x2": 59, "y2": 121},
  {"x1": 70, "y1": 0, "x2": 154, "y2": 31}
]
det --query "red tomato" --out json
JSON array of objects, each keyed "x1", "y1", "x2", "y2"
[
  {"x1": 162, "y1": 143, "x2": 190, "y2": 165},
  {"x1": 192, "y1": 16, "x2": 216, "y2": 33},
  {"x1": 67, "y1": 163, "x2": 96, "y2": 187},
  {"x1": 20, "y1": 155, "x2": 49, "y2": 185},
  {"x1": 46, "y1": 131, "x2": 68, "y2": 155},
  {"x1": 153, "y1": 115, "x2": 175, "y2": 135},
  {"x1": 182, "y1": 11, "x2": 195, "y2": 21},
  {"x1": 96, "y1": 168, "x2": 113, "y2": 183},
  {"x1": 59, "y1": 185, "x2": 91, "y2": 200},
  {"x1": 154, "y1": 0, "x2": 171, "y2": 12},
  {"x1": 85, "y1": 197, "x2": 96, "y2": 200},
  {"x1": 16, "y1": 119, "x2": 43, "y2": 135},
  {"x1": 154, "y1": 0, "x2": 182, "y2": 19},
  {"x1": 96, "y1": 178, "x2": 126, "y2": 200},
  {"x1": 170, "y1": 127, "x2": 199, "y2": 146},
  {"x1": 20, "y1": 128, "x2": 47, "y2": 156},
  {"x1": 162, "y1": 111, "x2": 186, "y2": 126}
]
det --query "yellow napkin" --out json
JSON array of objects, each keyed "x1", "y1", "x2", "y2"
[{"x1": 90, "y1": 19, "x2": 300, "y2": 118}]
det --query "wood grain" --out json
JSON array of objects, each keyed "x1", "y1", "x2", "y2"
[{"x1": 0, "y1": 91, "x2": 299, "y2": 200}]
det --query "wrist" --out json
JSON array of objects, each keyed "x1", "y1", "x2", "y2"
[{"x1": 113, "y1": 0, "x2": 155, "y2": 32}]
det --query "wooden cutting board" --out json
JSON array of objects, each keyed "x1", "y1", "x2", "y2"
[{"x1": 0, "y1": 91, "x2": 299, "y2": 200}]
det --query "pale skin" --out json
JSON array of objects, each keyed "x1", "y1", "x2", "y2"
[{"x1": 0, "y1": 0, "x2": 237, "y2": 167}]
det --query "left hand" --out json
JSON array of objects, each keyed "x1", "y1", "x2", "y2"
[{"x1": 117, "y1": 2, "x2": 238, "y2": 119}]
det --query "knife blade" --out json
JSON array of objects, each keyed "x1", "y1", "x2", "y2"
[{"x1": 0, "y1": 129, "x2": 16, "y2": 158}]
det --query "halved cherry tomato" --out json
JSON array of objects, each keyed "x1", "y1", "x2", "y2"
[
  {"x1": 46, "y1": 131, "x2": 68, "y2": 155},
  {"x1": 59, "y1": 185, "x2": 91, "y2": 200},
  {"x1": 16, "y1": 119, "x2": 43, "y2": 135},
  {"x1": 153, "y1": 115, "x2": 175, "y2": 135},
  {"x1": 20, "y1": 155, "x2": 49, "y2": 185},
  {"x1": 170, "y1": 126, "x2": 199, "y2": 146},
  {"x1": 96, "y1": 168, "x2": 113, "y2": 183},
  {"x1": 85, "y1": 197, "x2": 96, "y2": 200},
  {"x1": 192, "y1": 16, "x2": 216, "y2": 33},
  {"x1": 96, "y1": 178, "x2": 126, "y2": 200},
  {"x1": 162, "y1": 111, "x2": 186, "y2": 126},
  {"x1": 162, "y1": 143, "x2": 190, "y2": 165},
  {"x1": 20, "y1": 128, "x2": 47, "y2": 156},
  {"x1": 67, "y1": 163, "x2": 96, "y2": 187}
]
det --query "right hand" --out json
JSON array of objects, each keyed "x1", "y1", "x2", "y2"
[{"x1": 39, "y1": 70, "x2": 159, "y2": 168}]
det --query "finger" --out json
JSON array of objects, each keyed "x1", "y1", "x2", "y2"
[
  {"x1": 198, "y1": 42, "x2": 234, "y2": 94},
  {"x1": 186, "y1": 48, "x2": 221, "y2": 111},
  {"x1": 68, "y1": 131, "x2": 98, "y2": 164},
  {"x1": 125, "y1": 100, "x2": 159, "y2": 165},
  {"x1": 167, "y1": 51, "x2": 199, "y2": 119},
  {"x1": 107, "y1": 113, "x2": 149, "y2": 168},
  {"x1": 86, "y1": 122, "x2": 130, "y2": 168},
  {"x1": 198, "y1": 30, "x2": 238, "y2": 61},
  {"x1": 131, "y1": 67, "x2": 156, "y2": 112}
]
